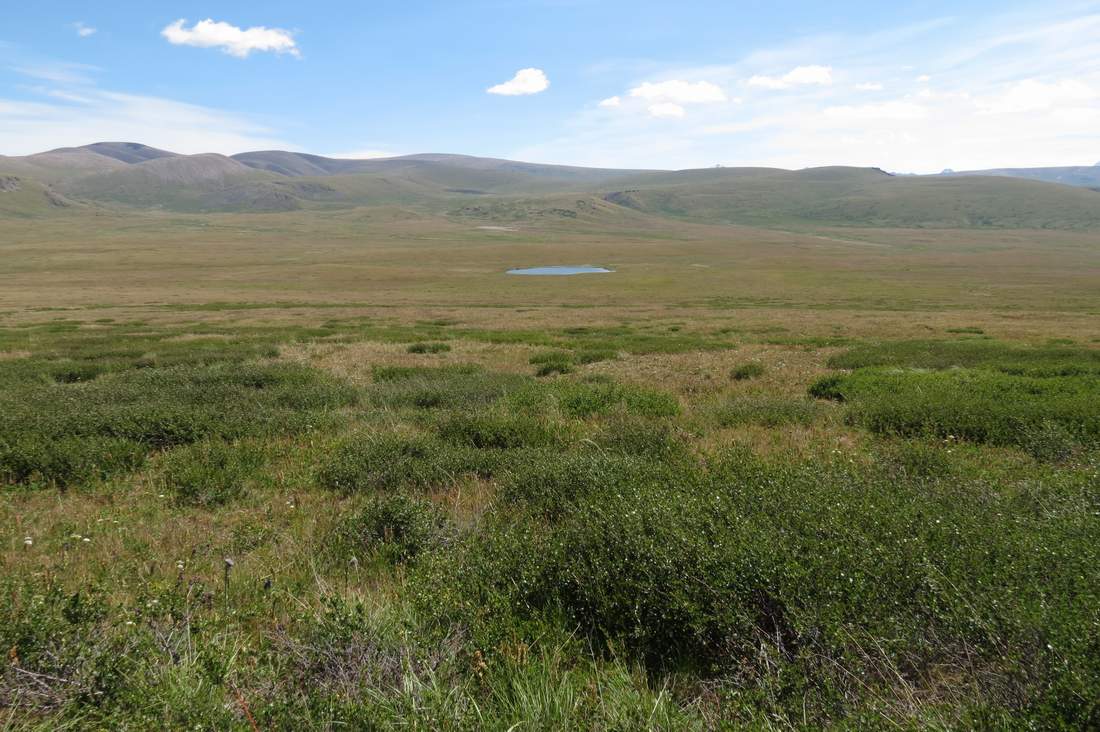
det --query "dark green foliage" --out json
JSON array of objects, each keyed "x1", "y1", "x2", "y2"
[
  {"x1": 160, "y1": 439, "x2": 265, "y2": 507},
  {"x1": 530, "y1": 351, "x2": 575, "y2": 377},
  {"x1": 406, "y1": 342, "x2": 451, "y2": 354},
  {"x1": 319, "y1": 432, "x2": 493, "y2": 493},
  {"x1": 591, "y1": 416, "x2": 689, "y2": 460},
  {"x1": 417, "y1": 449, "x2": 1100, "y2": 727},
  {"x1": 434, "y1": 412, "x2": 570, "y2": 450},
  {"x1": 535, "y1": 360, "x2": 574, "y2": 377},
  {"x1": 829, "y1": 339, "x2": 1100, "y2": 376},
  {"x1": 819, "y1": 368, "x2": 1098, "y2": 447},
  {"x1": 730, "y1": 362, "x2": 765, "y2": 380},
  {"x1": 0, "y1": 362, "x2": 355, "y2": 487},
  {"x1": 332, "y1": 494, "x2": 451, "y2": 564},
  {"x1": 714, "y1": 396, "x2": 823, "y2": 427},
  {"x1": 575, "y1": 348, "x2": 617, "y2": 365},
  {"x1": 550, "y1": 381, "x2": 680, "y2": 419},
  {"x1": 0, "y1": 436, "x2": 146, "y2": 488},
  {"x1": 371, "y1": 365, "x2": 527, "y2": 410}
]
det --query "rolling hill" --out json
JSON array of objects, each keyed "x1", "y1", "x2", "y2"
[{"x1": 2, "y1": 142, "x2": 1099, "y2": 229}]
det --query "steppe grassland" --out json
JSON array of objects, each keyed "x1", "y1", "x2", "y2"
[{"x1": 1, "y1": 208, "x2": 1099, "y2": 728}]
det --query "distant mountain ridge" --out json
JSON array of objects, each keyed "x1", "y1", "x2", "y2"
[
  {"x1": 945, "y1": 164, "x2": 1100, "y2": 189},
  {"x1": 1, "y1": 142, "x2": 1098, "y2": 228}
]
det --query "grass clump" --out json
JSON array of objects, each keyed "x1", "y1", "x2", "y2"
[
  {"x1": 714, "y1": 395, "x2": 823, "y2": 427},
  {"x1": 730, "y1": 362, "x2": 765, "y2": 380},
  {"x1": 406, "y1": 342, "x2": 451, "y2": 354}
]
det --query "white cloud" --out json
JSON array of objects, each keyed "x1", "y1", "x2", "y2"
[
  {"x1": 647, "y1": 102, "x2": 685, "y2": 118},
  {"x1": 512, "y1": 7, "x2": 1100, "y2": 172},
  {"x1": 980, "y1": 79, "x2": 1097, "y2": 114},
  {"x1": 629, "y1": 80, "x2": 726, "y2": 104},
  {"x1": 73, "y1": 22, "x2": 96, "y2": 38},
  {"x1": 748, "y1": 65, "x2": 833, "y2": 90},
  {"x1": 161, "y1": 19, "x2": 300, "y2": 58},
  {"x1": 824, "y1": 100, "x2": 928, "y2": 121},
  {"x1": 0, "y1": 68, "x2": 292, "y2": 155},
  {"x1": 916, "y1": 74, "x2": 932, "y2": 83},
  {"x1": 487, "y1": 68, "x2": 549, "y2": 96},
  {"x1": 598, "y1": 95, "x2": 621, "y2": 108}
]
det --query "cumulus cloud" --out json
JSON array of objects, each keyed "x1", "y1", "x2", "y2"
[
  {"x1": 748, "y1": 65, "x2": 833, "y2": 90},
  {"x1": 487, "y1": 68, "x2": 549, "y2": 96},
  {"x1": 73, "y1": 22, "x2": 96, "y2": 38},
  {"x1": 648, "y1": 102, "x2": 686, "y2": 118},
  {"x1": 599, "y1": 95, "x2": 621, "y2": 108},
  {"x1": 161, "y1": 19, "x2": 300, "y2": 58},
  {"x1": 856, "y1": 82, "x2": 884, "y2": 91},
  {"x1": 916, "y1": 74, "x2": 932, "y2": 83},
  {"x1": 629, "y1": 80, "x2": 726, "y2": 104}
]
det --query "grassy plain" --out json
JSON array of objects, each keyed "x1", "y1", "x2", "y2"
[{"x1": 1, "y1": 206, "x2": 1099, "y2": 729}]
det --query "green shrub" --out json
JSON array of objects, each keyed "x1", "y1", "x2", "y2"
[
  {"x1": 332, "y1": 494, "x2": 451, "y2": 564},
  {"x1": 822, "y1": 368, "x2": 1099, "y2": 447},
  {"x1": 592, "y1": 417, "x2": 689, "y2": 460},
  {"x1": 551, "y1": 381, "x2": 680, "y2": 419},
  {"x1": 0, "y1": 362, "x2": 355, "y2": 487},
  {"x1": 0, "y1": 435, "x2": 146, "y2": 487},
  {"x1": 371, "y1": 365, "x2": 527, "y2": 410},
  {"x1": 319, "y1": 432, "x2": 491, "y2": 493},
  {"x1": 160, "y1": 439, "x2": 265, "y2": 507},
  {"x1": 730, "y1": 362, "x2": 765, "y2": 380},
  {"x1": 575, "y1": 348, "x2": 617, "y2": 365},
  {"x1": 406, "y1": 342, "x2": 451, "y2": 354},
  {"x1": 535, "y1": 360, "x2": 574, "y2": 377},
  {"x1": 829, "y1": 339, "x2": 1100, "y2": 377},
  {"x1": 530, "y1": 351, "x2": 575, "y2": 377},
  {"x1": 434, "y1": 412, "x2": 570, "y2": 450},
  {"x1": 1020, "y1": 419, "x2": 1080, "y2": 463}
]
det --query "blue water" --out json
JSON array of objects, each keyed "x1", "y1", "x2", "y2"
[{"x1": 507, "y1": 265, "x2": 614, "y2": 276}]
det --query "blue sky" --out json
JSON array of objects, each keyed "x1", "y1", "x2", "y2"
[{"x1": 2, "y1": 1, "x2": 1099, "y2": 171}]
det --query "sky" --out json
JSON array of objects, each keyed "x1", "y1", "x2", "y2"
[{"x1": 2, "y1": 1, "x2": 1100, "y2": 172}]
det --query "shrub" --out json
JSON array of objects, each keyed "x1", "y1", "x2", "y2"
[
  {"x1": 0, "y1": 362, "x2": 356, "y2": 487},
  {"x1": 434, "y1": 412, "x2": 570, "y2": 450},
  {"x1": 332, "y1": 494, "x2": 451, "y2": 564},
  {"x1": 825, "y1": 368, "x2": 1099, "y2": 447},
  {"x1": 319, "y1": 432, "x2": 490, "y2": 493},
  {"x1": 371, "y1": 365, "x2": 527, "y2": 410},
  {"x1": 160, "y1": 439, "x2": 265, "y2": 507},
  {"x1": 406, "y1": 342, "x2": 451, "y2": 354},
  {"x1": 730, "y1": 362, "x2": 765, "y2": 380},
  {"x1": 592, "y1": 417, "x2": 690, "y2": 460},
  {"x1": 0, "y1": 435, "x2": 146, "y2": 487},
  {"x1": 552, "y1": 381, "x2": 680, "y2": 419},
  {"x1": 535, "y1": 360, "x2": 574, "y2": 377},
  {"x1": 575, "y1": 348, "x2": 617, "y2": 365}
]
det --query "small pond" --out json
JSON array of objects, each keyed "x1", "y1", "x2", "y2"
[{"x1": 506, "y1": 265, "x2": 614, "y2": 276}]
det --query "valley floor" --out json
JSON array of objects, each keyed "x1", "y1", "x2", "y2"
[{"x1": 1, "y1": 213, "x2": 1098, "y2": 728}]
